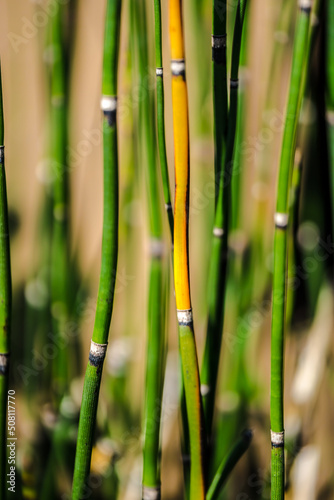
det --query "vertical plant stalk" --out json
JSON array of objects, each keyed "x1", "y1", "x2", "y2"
[
  {"x1": 130, "y1": 0, "x2": 167, "y2": 498},
  {"x1": 326, "y1": 0, "x2": 334, "y2": 234},
  {"x1": 206, "y1": 429, "x2": 252, "y2": 500},
  {"x1": 0, "y1": 63, "x2": 12, "y2": 500},
  {"x1": 154, "y1": 0, "x2": 174, "y2": 243},
  {"x1": 201, "y1": 0, "x2": 248, "y2": 438},
  {"x1": 270, "y1": 2, "x2": 311, "y2": 499},
  {"x1": 49, "y1": 5, "x2": 70, "y2": 402},
  {"x1": 169, "y1": 1, "x2": 206, "y2": 498},
  {"x1": 212, "y1": 0, "x2": 228, "y2": 202},
  {"x1": 71, "y1": 0, "x2": 121, "y2": 497}
]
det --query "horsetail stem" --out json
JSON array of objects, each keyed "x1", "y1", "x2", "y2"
[
  {"x1": 0, "y1": 62, "x2": 12, "y2": 500},
  {"x1": 206, "y1": 429, "x2": 252, "y2": 500},
  {"x1": 49, "y1": 4, "x2": 70, "y2": 402},
  {"x1": 270, "y1": 2, "x2": 311, "y2": 498},
  {"x1": 326, "y1": 0, "x2": 334, "y2": 234},
  {"x1": 169, "y1": 1, "x2": 206, "y2": 497},
  {"x1": 128, "y1": 0, "x2": 167, "y2": 496},
  {"x1": 154, "y1": 0, "x2": 174, "y2": 243},
  {"x1": 212, "y1": 0, "x2": 228, "y2": 202},
  {"x1": 71, "y1": 1, "x2": 121, "y2": 496},
  {"x1": 201, "y1": 0, "x2": 248, "y2": 438}
]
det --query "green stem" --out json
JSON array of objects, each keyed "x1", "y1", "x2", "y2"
[
  {"x1": 212, "y1": 0, "x2": 228, "y2": 202},
  {"x1": 130, "y1": 1, "x2": 166, "y2": 496},
  {"x1": 154, "y1": 0, "x2": 174, "y2": 242},
  {"x1": 270, "y1": 4, "x2": 311, "y2": 499},
  {"x1": 206, "y1": 429, "x2": 252, "y2": 500},
  {"x1": 49, "y1": 3, "x2": 70, "y2": 403},
  {"x1": 0, "y1": 62, "x2": 12, "y2": 499},
  {"x1": 179, "y1": 321, "x2": 206, "y2": 499},
  {"x1": 71, "y1": 0, "x2": 121, "y2": 497},
  {"x1": 326, "y1": 0, "x2": 334, "y2": 236}
]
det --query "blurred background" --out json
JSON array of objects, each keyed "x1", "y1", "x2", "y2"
[{"x1": 0, "y1": 0, "x2": 333, "y2": 498}]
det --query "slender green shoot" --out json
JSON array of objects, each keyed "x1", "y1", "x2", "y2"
[
  {"x1": 212, "y1": 0, "x2": 228, "y2": 202},
  {"x1": 131, "y1": 0, "x2": 167, "y2": 497},
  {"x1": 153, "y1": 0, "x2": 174, "y2": 243},
  {"x1": 71, "y1": 1, "x2": 121, "y2": 497},
  {"x1": 326, "y1": 0, "x2": 334, "y2": 236},
  {"x1": 0, "y1": 61, "x2": 12, "y2": 500},
  {"x1": 206, "y1": 429, "x2": 252, "y2": 500},
  {"x1": 270, "y1": 3, "x2": 311, "y2": 498},
  {"x1": 49, "y1": 2, "x2": 70, "y2": 404}
]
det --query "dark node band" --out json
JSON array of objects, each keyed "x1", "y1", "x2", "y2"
[
  {"x1": 212, "y1": 34, "x2": 226, "y2": 64},
  {"x1": 88, "y1": 352, "x2": 105, "y2": 367},
  {"x1": 0, "y1": 353, "x2": 9, "y2": 375},
  {"x1": 89, "y1": 341, "x2": 107, "y2": 367},
  {"x1": 103, "y1": 109, "x2": 116, "y2": 127},
  {"x1": 171, "y1": 59, "x2": 185, "y2": 78},
  {"x1": 0, "y1": 145, "x2": 4, "y2": 164},
  {"x1": 177, "y1": 309, "x2": 193, "y2": 326}
]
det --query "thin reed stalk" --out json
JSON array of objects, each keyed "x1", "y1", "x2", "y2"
[
  {"x1": 270, "y1": 2, "x2": 311, "y2": 498},
  {"x1": 71, "y1": 1, "x2": 121, "y2": 497},
  {"x1": 169, "y1": 1, "x2": 206, "y2": 498},
  {"x1": 130, "y1": 0, "x2": 167, "y2": 497},
  {"x1": 0, "y1": 62, "x2": 12, "y2": 500},
  {"x1": 326, "y1": 0, "x2": 334, "y2": 235},
  {"x1": 206, "y1": 429, "x2": 252, "y2": 500},
  {"x1": 154, "y1": 0, "x2": 174, "y2": 243},
  {"x1": 201, "y1": 0, "x2": 248, "y2": 438},
  {"x1": 49, "y1": 4, "x2": 70, "y2": 403},
  {"x1": 212, "y1": 0, "x2": 228, "y2": 202}
]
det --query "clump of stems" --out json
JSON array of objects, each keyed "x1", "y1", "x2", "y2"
[
  {"x1": 169, "y1": 0, "x2": 206, "y2": 498},
  {"x1": 71, "y1": 0, "x2": 121, "y2": 497},
  {"x1": 130, "y1": 0, "x2": 167, "y2": 497},
  {"x1": 201, "y1": 0, "x2": 248, "y2": 438},
  {"x1": 0, "y1": 62, "x2": 12, "y2": 500},
  {"x1": 270, "y1": 2, "x2": 311, "y2": 498}
]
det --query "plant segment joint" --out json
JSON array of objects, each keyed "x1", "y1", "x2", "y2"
[
  {"x1": 177, "y1": 309, "x2": 193, "y2": 325},
  {"x1": 0, "y1": 353, "x2": 10, "y2": 375},
  {"x1": 89, "y1": 340, "x2": 108, "y2": 367},
  {"x1": 270, "y1": 430, "x2": 284, "y2": 448},
  {"x1": 142, "y1": 485, "x2": 161, "y2": 500}
]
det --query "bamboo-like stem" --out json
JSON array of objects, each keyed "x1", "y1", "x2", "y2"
[
  {"x1": 49, "y1": 4, "x2": 70, "y2": 403},
  {"x1": 212, "y1": 0, "x2": 228, "y2": 202},
  {"x1": 286, "y1": 152, "x2": 302, "y2": 328},
  {"x1": 206, "y1": 430, "x2": 252, "y2": 500},
  {"x1": 201, "y1": 0, "x2": 248, "y2": 438},
  {"x1": 154, "y1": 0, "x2": 174, "y2": 243},
  {"x1": 326, "y1": 0, "x2": 334, "y2": 236},
  {"x1": 169, "y1": 1, "x2": 206, "y2": 498},
  {"x1": 71, "y1": 1, "x2": 121, "y2": 497},
  {"x1": 270, "y1": 3, "x2": 311, "y2": 499},
  {"x1": 0, "y1": 62, "x2": 12, "y2": 500},
  {"x1": 130, "y1": 0, "x2": 167, "y2": 497}
]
